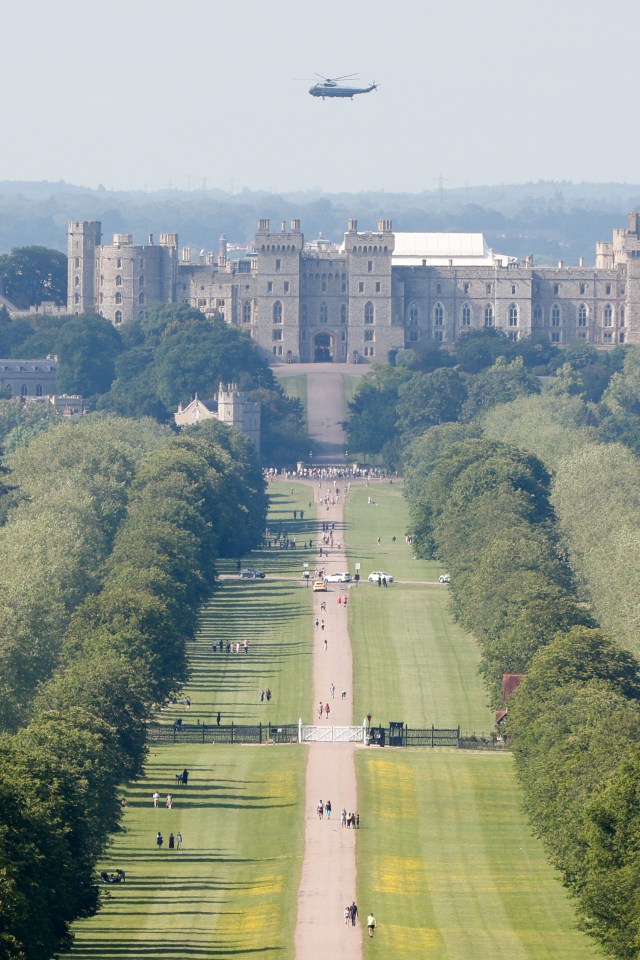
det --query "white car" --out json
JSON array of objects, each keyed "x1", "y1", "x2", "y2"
[
  {"x1": 325, "y1": 572, "x2": 352, "y2": 583},
  {"x1": 439, "y1": 574, "x2": 451, "y2": 584},
  {"x1": 367, "y1": 571, "x2": 394, "y2": 583}
]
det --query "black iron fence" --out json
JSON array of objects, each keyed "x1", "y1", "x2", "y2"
[{"x1": 147, "y1": 722, "x2": 508, "y2": 750}]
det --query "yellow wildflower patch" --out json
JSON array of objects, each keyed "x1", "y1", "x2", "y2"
[
  {"x1": 374, "y1": 855, "x2": 424, "y2": 894},
  {"x1": 367, "y1": 758, "x2": 417, "y2": 820},
  {"x1": 380, "y1": 923, "x2": 444, "y2": 952}
]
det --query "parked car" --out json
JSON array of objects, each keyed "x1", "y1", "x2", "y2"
[
  {"x1": 367, "y1": 571, "x2": 394, "y2": 583},
  {"x1": 439, "y1": 574, "x2": 451, "y2": 583},
  {"x1": 312, "y1": 580, "x2": 328, "y2": 592},
  {"x1": 325, "y1": 572, "x2": 352, "y2": 583},
  {"x1": 240, "y1": 567, "x2": 265, "y2": 579}
]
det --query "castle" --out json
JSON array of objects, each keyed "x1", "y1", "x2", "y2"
[
  {"x1": 174, "y1": 383, "x2": 260, "y2": 453},
  {"x1": 68, "y1": 213, "x2": 640, "y2": 362}
]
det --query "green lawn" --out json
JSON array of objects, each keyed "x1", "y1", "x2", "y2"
[
  {"x1": 68, "y1": 745, "x2": 306, "y2": 960},
  {"x1": 275, "y1": 374, "x2": 307, "y2": 417},
  {"x1": 356, "y1": 750, "x2": 601, "y2": 959}
]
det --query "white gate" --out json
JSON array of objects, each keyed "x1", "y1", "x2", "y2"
[{"x1": 299, "y1": 722, "x2": 366, "y2": 743}]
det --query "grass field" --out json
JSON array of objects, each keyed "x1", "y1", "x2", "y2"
[
  {"x1": 356, "y1": 750, "x2": 601, "y2": 960},
  {"x1": 276, "y1": 374, "x2": 308, "y2": 418}
]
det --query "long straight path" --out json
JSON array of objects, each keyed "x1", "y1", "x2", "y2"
[{"x1": 294, "y1": 375, "x2": 362, "y2": 959}]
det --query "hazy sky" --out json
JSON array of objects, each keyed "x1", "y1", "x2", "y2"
[{"x1": 3, "y1": 0, "x2": 639, "y2": 194}]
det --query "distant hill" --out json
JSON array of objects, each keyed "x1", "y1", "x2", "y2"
[{"x1": 2, "y1": 180, "x2": 640, "y2": 266}]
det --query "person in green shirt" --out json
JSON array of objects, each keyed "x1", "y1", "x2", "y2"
[{"x1": 367, "y1": 913, "x2": 377, "y2": 938}]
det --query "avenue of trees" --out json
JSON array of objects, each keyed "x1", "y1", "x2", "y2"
[
  {"x1": 400, "y1": 345, "x2": 640, "y2": 957},
  {"x1": 0, "y1": 414, "x2": 267, "y2": 959}
]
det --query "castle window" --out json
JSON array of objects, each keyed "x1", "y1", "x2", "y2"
[
  {"x1": 603, "y1": 304, "x2": 613, "y2": 327},
  {"x1": 533, "y1": 305, "x2": 543, "y2": 324},
  {"x1": 36, "y1": 384, "x2": 43, "y2": 397},
  {"x1": 408, "y1": 330, "x2": 418, "y2": 342},
  {"x1": 74, "y1": 293, "x2": 80, "y2": 305},
  {"x1": 579, "y1": 282, "x2": 586, "y2": 295},
  {"x1": 275, "y1": 259, "x2": 281, "y2": 271},
  {"x1": 364, "y1": 302, "x2": 374, "y2": 325},
  {"x1": 511, "y1": 284, "x2": 517, "y2": 295},
  {"x1": 340, "y1": 304, "x2": 347, "y2": 324},
  {"x1": 620, "y1": 307, "x2": 625, "y2": 326},
  {"x1": 551, "y1": 331, "x2": 561, "y2": 343},
  {"x1": 267, "y1": 282, "x2": 273, "y2": 293},
  {"x1": 74, "y1": 257, "x2": 80, "y2": 268},
  {"x1": 341, "y1": 283, "x2": 347, "y2": 293},
  {"x1": 603, "y1": 331, "x2": 613, "y2": 343},
  {"x1": 551, "y1": 304, "x2": 561, "y2": 327},
  {"x1": 115, "y1": 310, "x2": 123, "y2": 325},
  {"x1": 364, "y1": 330, "x2": 375, "y2": 342},
  {"x1": 436, "y1": 283, "x2": 442, "y2": 294},
  {"x1": 605, "y1": 283, "x2": 612, "y2": 295},
  {"x1": 100, "y1": 275, "x2": 104, "y2": 286},
  {"x1": 508, "y1": 331, "x2": 519, "y2": 341},
  {"x1": 408, "y1": 302, "x2": 419, "y2": 326},
  {"x1": 320, "y1": 303, "x2": 328, "y2": 324},
  {"x1": 433, "y1": 302, "x2": 444, "y2": 326},
  {"x1": 284, "y1": 281, "x2": 290, "y2": 293},
  {"x1": 463, "y1": 283, "x2": 470, "y2": 294},
  {"x1": 139, "y1": 275, "x2": 144, "y2": 286},
  {"x1": 620, "y1": 331, "x2": 626, "y2": 342},
  {"x1": 273, "y1": 345, "x2": 283, "y2": 355},
  {"x1": 368, "y1": 260, "x2": 373, "y2": 272},
  {"x1": 433, "y1": 330, "x2": 444, "y2": 342},
  {"x1": 359, "y1": 282, "x2": 364, "y2": 293},
  {"x1": 322, "y1": 281, "x2": 327, "y2": 292},
  {"x1": 364, "y1": 346, "x2": 375, "y2": 357},
  {"x1": 116, "y1": 275, "x2": 122, "y2": 287},
  {"x1": 375, "y1": 282, "x2": 381, "y2": 293},
  {"x1": 486, "y1": 282, "x2": 492, "y2": 295},
  {"x1": 74, "y1": 275, "x2": 80, "y2": 286},
  {"x1": 273, "y1": 329, "x2": 283, "y2": 341},
  {"x1": 273, "y1": 301, "x2": 283, "y2": 324},
  {"x1": 138, "y1": 293, "x2": 145, "y2": 305},
  {"x1": 508, "y1": 303, "x2": 519, "y2": 326},
  {"x1": 198, "y1": 299, "x2": 206, "y2": 308},
  {"x1": 242, "y1": 301, "x2": 252, "y2": 323},
  {"x1": 461, "y1": 303, "x2": 471, "y2": 326},
  {"x1": 216, "y1": 299, "x2": 225, "y2": 307},
  {"x1": 115, "y1": 292, "x2": 122, "y2": 304},
  {"x1": 21, "y1": 384, "x2": 27, "y2": 397},
  {"x1": 484, "y1": 304, "x2": 494, "y2": 327},
  {"x1": 553, "y1": 283, "x2": 559, "y2": 295},
  {"x1": 578, "y1": 304, "x2": 588, "y2": 327}
]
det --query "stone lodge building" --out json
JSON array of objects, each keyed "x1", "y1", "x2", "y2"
[{"x1": 68, "y1": 213, "x2": 640, "y2": 362}]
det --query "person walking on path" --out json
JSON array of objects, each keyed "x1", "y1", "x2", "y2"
[
  {"x1": 326, "y1": 799, "x2": 332, "y2": 819},
  {"x1": 350, "y1": 902, "x2": 358, "y2": 927},
  {"x1": 166, "y1": 793, "x2": 173, "y2": 810},
  {"x1": 176, "y1": 831, "x2": 183, "y2": 849},
  {"x1": 344, "y1": 906, "x2": 351, "y2": 926},
  {"x1": 152, "y1": 791, "x2": 160, "y2": 808},
  {"x1": 325, "y1": 703, "x2": 330, "y2": 718},
  {"x1": 317, "y1": 800, "x2": 324, "y2": 820},
  {"x1": 323, "y1": 636, "x2": 328, "y2": 651},
  {"x1": 156, "y1": 832, "x2": 163, "y2": 849},
  {"x1": 168, "y1": 832, "x2": 175, "y2": 850},
  {"x1": 330, "y1": 682, "x2": 335, "y2": 698},
  {"x1": 367, "y1": 913, "x2": 377, "y2": 938}
]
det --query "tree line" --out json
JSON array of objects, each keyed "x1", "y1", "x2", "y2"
[
  {"x1": 401, "y1": 345, "x2": 640, "y2": 957},
  {"x1": 0, "y1": 414, "x2": 267, "y2": 959}
]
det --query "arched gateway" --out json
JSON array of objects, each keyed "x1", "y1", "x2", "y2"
[{"x1": 313, "y1": 332, "x2": 334, "y2": 362}]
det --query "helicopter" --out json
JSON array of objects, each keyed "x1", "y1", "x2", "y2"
[{"x1": 308, "y1": 74, "x2": 378, "y2": 100}]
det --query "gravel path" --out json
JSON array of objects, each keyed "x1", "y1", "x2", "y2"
[{"x1": 294, "y1": 408, "x2": 363, "y2": 958}]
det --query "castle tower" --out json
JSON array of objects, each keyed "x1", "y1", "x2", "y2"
[
  {"x1": 216, "y1": 382, "x2": 260, "y2": 453},
  {"x1": 68, "y1": 221, "x2": 102, "y2": 314},
  {"x1": 344, "y1": 219, "x2": 396, "y2": 363},
  {"x1": 254, "y1": 218, "x2": 303, "y2": 361}
]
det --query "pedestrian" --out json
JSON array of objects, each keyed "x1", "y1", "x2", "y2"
[
  {"x1": 266, "y1": 688, "x2": 271, "y2": 701},
  {"x1": 337, "y1": 595, "x2": 341, "y2": 606},
  {"x1": 350, "y1": 901, "x2": 358, "y2": 926},
  {"x1": 344, "y1": 906, "x2": 351, "y2": 926},
  {"x1": 317, "y1": 800, "x2": 324, "y2": 819},
  {"x1": 315, "y1": 618, "x2": 319, "y2": 629},
  {"x1": 166, "y1": 793, "x2": 173, "y2": 810},
  {"x1": 343, "y1": 596, "x2": 348, "y2": 607},
  {"x1": 182, "y1": 769, "x2": 189, "y2": 786},
  {"x1": 260, "y1": 689, "x2": 265, "y2": 702},
  {"x1": 156, "y1": 831, "x2": 163, "y2": 849},
  {"x1": 318, "y1": 701, "x2": 324, "y2": 718},
  {"x1": 383, "y1": 577, "x2": 387, "y2": 587},
  {"x1": 216, "y1": 711, "x2": 221, "y2": 726},
  {"x1": 342, "y1": 689, "x2": 347, "y2": 699},
  {"x1": 356, "y1": 813, "x2": 360, "y2": 829},
  {"x1": 325, "y1": 703, "x2": 330, "y2": 718},
  {"x1": 243, "y1": 639, "x2": 249, "y2": 654},
  {"x1": 152, "y1": 791, "x2": 160, "y2": 808},
  {"x1": 367, "y1": 913, "x2": 377, "y2": 938},
  {"x1": 321, "y1": 619, "x2": 325, "y2": 631},
  {"x1": 168, "y1": 832, "x2": 175, "y2": 850},
  {"x1": 176, "y1": 831, "x2": 183, "y2": 849},
  {"x1": 330, "y1": 682, "x2": 335, "y2": 699},
  {"x1": 320, "y1": 601, "x2": 326, "y2": 612},
  {"x1": 326, "y1": 799, "x2": 332, "y2": 819},
  {"x1": 341, "y1": 807, "x2": 347, "y2": 827},
  {"x1": 323, "y1": 637, "x2": 328, "y2": 651}
]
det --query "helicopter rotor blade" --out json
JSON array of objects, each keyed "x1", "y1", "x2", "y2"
[{"x1": 316, "y1": 72, "x2": 358, "y2": 82}]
